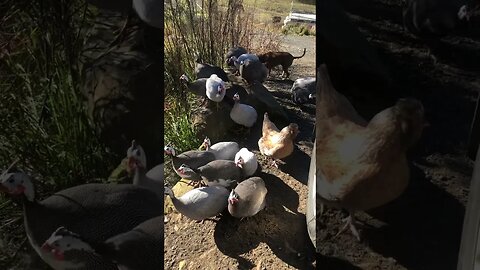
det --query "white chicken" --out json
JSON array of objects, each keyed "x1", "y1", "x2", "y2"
[
  {"x1": 230, "y1": 93, "x2": 257, "y2": 128},
  {"x1": 234, "y1": 148, "x2": 258, "y2": 177},
  {"x1": 205, "y1": 74, "x2": 226, "y2": 103}
]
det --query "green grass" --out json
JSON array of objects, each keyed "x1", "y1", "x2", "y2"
[
  {"x1": 244, "y1": 0, "x2": 316, "y2": 18},
  {"x1": 0, "y1": 1, "x2": 117, "y2": 267},
  {"x1": 282, "y1": 23, "x2": 316, "y2": 36}
]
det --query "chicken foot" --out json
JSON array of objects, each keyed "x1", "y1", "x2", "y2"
[{"x1": 335, "y1": 213, "x2": 362, "y2": 241}]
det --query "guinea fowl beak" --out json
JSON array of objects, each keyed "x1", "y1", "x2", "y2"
[{"x1": 41, "y1": 242, "x2": 53, "y2": 253}]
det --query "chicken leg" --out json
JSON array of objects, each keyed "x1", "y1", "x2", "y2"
[{"x1": 335, "y1": 212, "x2": 362, "y2": 241}]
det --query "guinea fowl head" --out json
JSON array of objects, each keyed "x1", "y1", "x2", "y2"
[
  {"x1": 0, "y1": 172, "x2": 35, "y2": 202},
  {"x1": 235, "y1": 157, "x2": 244, "y2": 169},
  {"x1": 164, "y1": 146, "x2": 176, "y2": 157},
  {"x1": 177, "y1": 164, "x2": 197, "y2": 178},
  {"x1": 126, "y1": 140, "x2": 147, "y2": 173},
  {"x1": 42, "y1": 227, "x2": 93, "y2": 261},
  {"x1": 201, "y1": 137, "x2": 211, "y2": 150},
  {"x1": 233, "y1": 93, "x2": 240, "y2": 102},
  {"x1": 228, "y1": 190, "x2": 239, "y2": 205},
  {"x1": 217, "y1": 84, "x2": 225, "y2": 95},
  {"x1": 179, "y1": 74, "x2": 190, "y2": 84}
]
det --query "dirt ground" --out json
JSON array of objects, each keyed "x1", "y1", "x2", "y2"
[
  {"x1": 163, "y1": 35, "x2": 317, "y2": 270},
  {"x1": 316, "y1": 1, "x2": 480, "y2": 269}
]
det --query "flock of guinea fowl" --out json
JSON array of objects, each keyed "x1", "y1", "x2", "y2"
[{"x1": 4, "y1": 0, "x2": 480, "y2": 267}]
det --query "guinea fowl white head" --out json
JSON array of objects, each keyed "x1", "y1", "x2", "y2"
[
  {"x1": 164, "y1": 146, "x2": 177, "y2": 157},
  {"x1": 0, "y1": 172, "x2": 35, "y2": 202},
  {"x1": 126, "y1": 140, "x2": 147, "y2": 173},
  {"x1": 41, "y1": 227, "x2": 94, "y2": 262},
  {"x1": 205, "y1": 74, "x2": 226, "y2": 103}
]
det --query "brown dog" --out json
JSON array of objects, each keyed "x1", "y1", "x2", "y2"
[{"x1": 257, "y1": 48, "x2": 306, "y2": 78}]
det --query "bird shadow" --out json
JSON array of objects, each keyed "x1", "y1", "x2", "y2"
[
  {"x1": 279, "y1": 146, "x2": 312, "y2": 185},
  {"x1": 213, "y1": 172, "x2": 315, "y2": 269},
  {"x1": 362, "y1": 164, "x2": 466, "y2": 269}
]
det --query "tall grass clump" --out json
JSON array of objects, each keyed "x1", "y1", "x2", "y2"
[
  {"x1": 0, "y1": 1, "x2": 115, "y2": 267},
  {"x1": 163, "y1": 0, "x2": 281, "y2": 156}
]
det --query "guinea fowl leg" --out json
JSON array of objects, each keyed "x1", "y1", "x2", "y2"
[{"x1": 335, "y1": 213, "x2": 361, "y2": 241}]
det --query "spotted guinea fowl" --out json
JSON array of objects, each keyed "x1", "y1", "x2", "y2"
[
  {"x1": 291, "y1": 77, "x2": 316, "y2": 104},
  {"x1": 41, "y1": 227, "x2": 116, "y2": 270},
  {"x1": 229, "y1": 53, "x2": 259, "y2": 70},
  {"x1": 43, "y1": 216, "x2": 163, "y2": 270},
  {"x1": 126, "y1": 140, "x2": 163, "y2": 198},
  {"x1": 234, "y1": 148, "x2": 258, "y2": 177},
  {"x1": 316, "y1": 64, "x2": 427, "y2": 241},
  {"x1": 200, "y1": 137, "x2": 240, "y2": 160},
  {"x1": 0, "y1": 170, "x2": 163, "y2": 270},
  {"x1": 164, "y1": 146, "x2": 215, "y2": 180},
  {"x1": 239, "y1": 59, "x2": 268, "y2": 85},
  {"x1": 178, "y1": 161, "x2": 243, "y2": 188},
  {"x1": 164, "y1": 185, "x2": 229, "y2": 220},
  {"x1": 228, "y1": 177, "x2": 267, "y2": 218},
  {"x1": 258, "y1": 112, "x2": 299, "y2": 168},
  {"x1": 230, "y1": 92, "x2": 258, "y2": 129},
  {"x1": 205, "y1": 74, "x2": 226, "y2": 104},
  {"x1": 225, "y1": 46, "x2": 248, "y2": 66},
  {"x1": 179, "y1": 74, "x2": 207, "y2": 98},
  {"x1": 195, "y1": 58, "x2": 229, "y2": 82}
]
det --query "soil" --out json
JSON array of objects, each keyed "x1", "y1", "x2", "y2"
[
  {"x1": 316, "y1": 1, "x2": 480, "y2": 269},
  {"x1": 163, "y1": 34, "x2": 317, "y2": 270}
]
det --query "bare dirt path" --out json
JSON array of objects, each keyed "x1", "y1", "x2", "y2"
[{"x1": 164, "y1": 34, "x2": 316, "y2": 270}]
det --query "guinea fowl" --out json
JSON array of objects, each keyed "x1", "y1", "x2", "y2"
[
  {"x1": 200, "y1": 137, "x2": 240, "y2": 160},
  {"x1": 179, "y1": 74, "x2": 207, "y2": 97},
  {"x1": 43, "y1": 216, "x2": 163, "y2": 270},
  {"x1": 164, "y1": 185, "x2": 229, "y2": 220},
  {"x1": 316, "y1": 64, "x2": 427, "y2": 241},
  {"x1": 229, "y1": 53, "x2": 259, "y2": 70},
  {"x1": 195, "y1": 58, "x2": 229, "y2": 82},
  {"x1": 225, "y1": 47, "x2": 248, "y2": 66},
  {"x1": 239, "y1": 59, "x2": 268, "y2": 85},
  {"x1": 126, "y1": 140, "x2": 164, "y2": 197},
  {"x1": 291, "y1": 77, "x2": 316, "y2": 104},
  {"x1": 0, "y1": 170, "x2": 163, "y2": 270},
  {"x1": 228, "y1": 177, "x2": 267, "y2": 218},
  {"x1": 178, "y1": 161, "x2": 243, "y2": 188},
  {"x1": 258, "y1": 112, "x2": 299, "y2": 168},
  {"x1": 230, "y1": 92, "x2": 258, "y2": 129},
  {"x1": 164, "y1": 146, "x2": 215, "y2": 180},
  {"x1": 234, "y1": 148, "x2": 258, "y2": 177},
  {"x1": 402, "y1": 0, "x2": 471, "y2": 62},
  {"x1": 205, "y1": 74, "x2": 226, "y2": 105}
]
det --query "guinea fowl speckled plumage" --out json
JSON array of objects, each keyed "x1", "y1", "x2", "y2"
[
  {"x1": 164, "y1": 146, "x2": 215, "y2": 180},
  {"x1": 195, "y1": 60, "x2": 229, "y2": 82},
  {"x1": 43, "y1": 216, "x2": 163, "y2": 270},
  {"x1": 164, "y1": 185, "x2": 229, "y2": 220},
  {"x1": 225, "y1": 47, "x2": 248, "y2": 66},
  {"x1": 200, "y1": 137, "x2": 240, "y2": 160},
  {"x1": 126, "y1": 140, "x2": 164, "y2": 198},
  {"x1": 228, "y1": 177, "x2": 267, "y2": 218},
  {"x1": 0, "y1": 171, "x2": 162, "y2": 270},
  {"x1": 178, "y1": 161, "x2": 243, "y2": 188},
  {"x1": 179, "y1": 74, "x2": 208, "y2": 97}
]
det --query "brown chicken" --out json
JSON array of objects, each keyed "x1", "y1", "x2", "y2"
[
  {"x1": 258, "y1": 112, "x2": 299, "y2": 168},
  {"x1": 316, "y1": 64, "x2": 427, "y2": 241}
]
